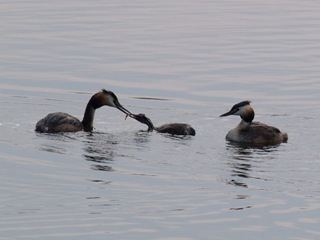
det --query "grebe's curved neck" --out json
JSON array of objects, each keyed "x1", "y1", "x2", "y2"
[
  {"x1": 237, "y1": 104, "x2": 255, "y2": 130},
  {"x1": 82, "y1": 105, "x2": 95, "y2": 131},
  {"x1": 238, "y1": 119, "x2": 251, "y2": 130},
  {"x1": 81, "y1": 92, "x2": 104, "y2": 132}
]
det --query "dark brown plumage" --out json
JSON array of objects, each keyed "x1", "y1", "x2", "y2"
[
  {"x1": 220, "y1": 101, "x2": 288, "y2": 144},
  {"x1": 130, "y1": 113, "x2": 196, "y2": 136},
  {"x1": 35, "y1": 89, "x2": 131, "y2": 133}
]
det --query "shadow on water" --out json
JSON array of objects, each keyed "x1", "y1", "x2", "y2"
[{"x1": 224, "y1": 141, "x2": 282, "y2": 188}]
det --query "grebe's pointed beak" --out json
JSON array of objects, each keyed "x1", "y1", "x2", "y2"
[
  {"x1": 220, "y1": 108, "x2": 237, "y2": 117},
  {"x1": 114, "y1": 99, "x2": 132, "y2": 116}
]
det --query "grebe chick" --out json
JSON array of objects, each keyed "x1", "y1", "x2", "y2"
[
  {"x1": 220, "y1": 101, "x2": 288, "y2": 144},
  {"x1": 35, "y1": 89, "x2": 131, "y2": 133},
  {"x1": 130, "y1": 113, "x2": 196, "y2": 136}
]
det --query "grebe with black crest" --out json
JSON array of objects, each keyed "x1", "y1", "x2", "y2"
[
  {"x1": 220, "y1": 101, "x2": 288, "y2": 144},
  {"x1": 35, "y1": 89, "x2": 131, "y2": 133}
]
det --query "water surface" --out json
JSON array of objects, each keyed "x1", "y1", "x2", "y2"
[{"x1": 1, "y1": 1, "x2": 320, "y2": 239}]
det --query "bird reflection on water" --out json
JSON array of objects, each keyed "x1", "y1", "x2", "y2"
[
  {"x1": 82, "y1": 132, "x2": 118, "y2": 172},
  {"x1": 225, "y1": 141, "x2": 280, "y2": 188},
  {"x1": 224, "y1": 142, "x2": 283, "y2": 211},
  {"x1": 83, "y1": 131, "x2": 153, "y2": 173}
]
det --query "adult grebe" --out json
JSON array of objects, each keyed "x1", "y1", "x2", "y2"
[
  {"x1": 220, "y1": 101, "x2": 288, "y2": 144},
  {"x1": 129, "y1": 113, "x2": 196, "y2": 136},
  {"x1": 35, "y1": 89, "x2": 131, "y2": 133}
]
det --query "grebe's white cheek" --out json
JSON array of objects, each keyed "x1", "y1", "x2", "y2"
[
  {"x1": 103, "y1": 95, "x2": 116, "y2": 107},
  {"x1": 234, "y1": 107, "x2": 244, "y2": 116},
  {"x1": 237, "y1": 105, "x2": 250, "y2": 115},
  {"x1": 110, "y1": 101, "x2": 117, "y2": 108}
]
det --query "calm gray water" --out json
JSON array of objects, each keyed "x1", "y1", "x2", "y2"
[{"x1": 1, "y1": 1, "x2": 320, "y2": 239}]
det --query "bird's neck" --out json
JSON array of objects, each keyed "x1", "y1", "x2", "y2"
[
  {"x1": 240, "y1": 107, "x2": 255, "y2": 123},
  {"x1": 148, "y1": 122, "x2": 155, "y2": 132},
  {"x1": 147, "y1": 119, "x2": 155, "y2": 132},
  {"x1": 82, "y1": 104, "x2": 95, "y2": 132},
  {"x1": 238, "y1": 108, "x2": 254, "y2": 130},
  {"x1": 238, "y1": 119, "x2": 251, "y2": 130},
  {"x1": 81, "y1": 95, "x2": 102, "y2": 132}
]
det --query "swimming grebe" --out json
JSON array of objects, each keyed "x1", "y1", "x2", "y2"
[
  {"x1": 35, "y1": 89, "x2": 132, "y2": 133},
  {"x1": 220, "y1": 101, "x2": 288, "y2": 144},
  {"x1": 130, "y1": 113, "x2": 196, "y2": 136}
]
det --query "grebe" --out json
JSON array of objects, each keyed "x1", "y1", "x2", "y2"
[
  {"x1": 220, "y1": 101, "x2": 288, "y2": 144},
  {"x1": 130, "y1": 113, "x2": 196, "y2": 136},
  {"x1": 35, "y1": 89, "x2": 131, "y2": 133}
]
